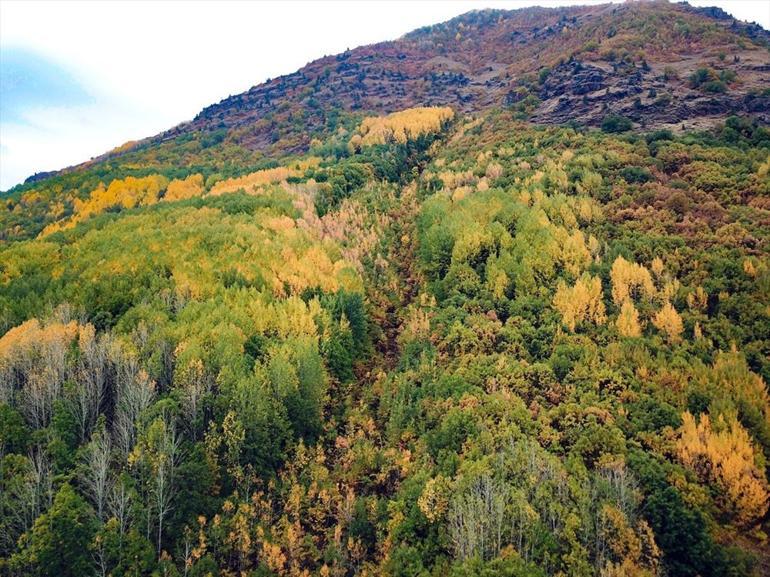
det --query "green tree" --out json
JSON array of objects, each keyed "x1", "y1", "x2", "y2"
[
  {"x1": 601, "y1": 115, "x2": 633, "y2": 133},
  {"x1": 11, "y1": 483, "x2": 97, "y2": 577}
]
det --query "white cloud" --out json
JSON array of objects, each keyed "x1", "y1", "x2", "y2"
[{"x1": 0, "y1": 0, "x2": 766, "y2": 190}]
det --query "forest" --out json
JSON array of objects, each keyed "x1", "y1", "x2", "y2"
[{"x1": 1, "y1": 3, "x2": 770, "y2": 577}]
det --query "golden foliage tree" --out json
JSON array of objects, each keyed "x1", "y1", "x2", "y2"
[
  {"x1": 610, "y1": 256, "x2": 655, "y2": 305},
  {"x1": 616, "y1": 299, "x2": 642, "y2": 337},
  {"x1": 598, "y1": 505, "x2": 660, "y2": 577},
  {"x1": 354, "y1": 107, "x2": 454, "y2": 147},
  {"x1": 652, "y1": 301, "x2": 683, "y2": 343},
  {"x1": 677, "y1": 411, "x2": 770, "y2": 526},
  {"x1": 0, "y1": 317, "x2": 81, "y2": 426},
  {"x1": 209, "y1": 167, "x2": 298, "y2": 196},
  {"x1": 41, "y1": 175, "x2": 170, "y2": 235},
  {"x1": 164, "y1": 174, "x2": 205, "y2": 201},
  {"x1": 553, "y1": 274, "x2": 606, "y2": 332},
  {"x1": 560, "y1": 229, "x2": 592, "y2": 277},
  {"x1": 686, "y1": 286, "x2": 708, "y2": 311}
]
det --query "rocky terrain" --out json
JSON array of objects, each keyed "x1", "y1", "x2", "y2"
[{"x1": 16, "y1": 0, "x2": 769, "y2": 184}]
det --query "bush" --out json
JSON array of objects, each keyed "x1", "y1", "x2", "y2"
[
  {"x1": 620, "y1": 166, "x2": 652, "y2": 183},
  {"x1": 645, "y1": 129, "x2": 673, "y2": 144},
  {"x1": 689, "y1": 67, "x2": 728, "y2": 92},
  {"x1": 702, "y1": 80, "x2": 727, "y2": 93},
  {"x1": 689, "y1": 67, "x2": 714, "y2": 88},
  {"x1": 601, "y1": 114, "x2": 633, "y2": 133}
]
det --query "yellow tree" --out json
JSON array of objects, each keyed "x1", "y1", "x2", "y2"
[
  {"x1": 677, "y1": 412, "x2": 769, "y2": 526},
  {"x1": 610, "y1": 256, "x2": 655, "y2": 305},
  {"x1": 553, "y1": 274, "x2": 606, "y2": 332},
  {"x1": 652, "y1": 301, "x2": 683, "y2": 343},
  {"x1": 616, "y1": 299, "x2": 642, "y2": 337},
  {"x1": 0, "y1": 317, "x2": 80, "y2": 426},
  {"x1": 164, "y1": 174, "x2": 204, "y2": 201},
  {"x1": 354, "y1": 107, "x2": 454, "y2": 146}
]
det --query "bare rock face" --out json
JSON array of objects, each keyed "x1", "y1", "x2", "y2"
[{"x1": 539, "y1": 62, "x2": 607, "y2": 99}]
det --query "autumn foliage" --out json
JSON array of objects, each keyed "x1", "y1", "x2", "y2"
[
  {"x1": 352, "y1": 106, "x2": 454, "y2": 148},
  {"x1": 610, "y1": 256, "x2": 655, "y2": 305},
  {"x1": 677, "y1": 412, "x2": 769, "y2": 526},
  {"x1": 553, "y1": 274, "x2": 606, "y2": 332}
]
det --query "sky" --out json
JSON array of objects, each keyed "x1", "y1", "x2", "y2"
[{"x1": 0, "y1": 0, "x2": 768, "y2": 191}]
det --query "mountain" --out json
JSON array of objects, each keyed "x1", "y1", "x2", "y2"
[{"x1": 1, "y1": 2, "x2": 770, "y2": 577}]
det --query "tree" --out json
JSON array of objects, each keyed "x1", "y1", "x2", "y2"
[
  {"x1": 81, "y1": 425, "x2": 112, "y2": 522},
  {"x1": 610, "y1": 257, "x2": 655, "y2": 306},
  {"x1": 0, "y1": 404, "x2": 28, "y2": 457},
  {"x1": 130, "y1": 417, "x2": 181, "y2": 556},
  {"x1": 553, "y1": 275, "x2": 606, "y2": 332},
  {"x1": 601, "y1": 115, "x2": 633, "y2": 133},
  {"x1": 616, "y1": 299, "x2": 642, "y2": 337},
  {"x1": 175, "y1": 358, "x2": 211, "y2": 438},
  {"x1": 0, "y1": 454, "x2": 35, "y2": 556},
  {"x1": 11, "y1": 483, "x2": 97, "y2": 577},
  {"x1": 449, "y1": 473, "x2": 507, "y2": 562},
  {"x1": 42, "y1": 174, "x2": 170, "y2": 234},
  {"x1": 74, "y1": 324, "x2": 110, "y2": 442},
  {"x1": 355, "y1": 107, "x2": 454, "y2": 146},
  {"x1": 651, "y1": 302, "x2": 683, "y2": 344},
  {"x1": 0, "y1": 318, "x2": 79, "y2": 428},
  {"x1": 677, "y1": 411, "x2": 769, "y2": 526},
  {"x1": 165, "y1": 174, "x2": 205, "y2": 201},
  {"x1": 114, "y1": 352, "x2": 156, "y2": 455}
]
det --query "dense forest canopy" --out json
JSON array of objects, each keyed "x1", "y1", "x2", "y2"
[{"x1": 1, "y1": 2, "x2": 769, "y2": 577}]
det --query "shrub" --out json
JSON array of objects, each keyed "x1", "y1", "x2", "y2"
[
  {"x1": 620, "y1": 166, "x2": 652, "y2": 183},
  {"x1": 601, "y1": 114, "x2": 633, "y2": 133},
  {"x1": 689, "y1": 67, "x2": 729, "y2": 92},
  {"x1": 701, "y1": 80, "x2": 727, "y2": 93},
  {"x1": 689, "y1": 67, "x2": 714, "y2": 88}
]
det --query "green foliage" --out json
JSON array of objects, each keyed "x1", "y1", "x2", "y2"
[
  {"x1": 0, "y1": 404, "x2": 28, "y2": 455},
  {"x1": 601, "y1": 114, "x2": 633, "y2": 133},
  {"x1": 619, "y1": 165, "x2": 652, "y2": 183},
  {"x1": 450, "y1": 555, "x2": 546, "y2": 577},
  {"x1": 315, "y1": 163, "x2": 369, "y2": 216},
  {"x1": 10, "y1": 483, "x2": 97, "y2": 577}
]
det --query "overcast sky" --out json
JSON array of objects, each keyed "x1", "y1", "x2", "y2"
[{"x1": 1, "y1": 0, "x2": 767, "y2": 190}]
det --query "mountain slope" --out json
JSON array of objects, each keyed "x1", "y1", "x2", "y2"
[
  {"x1": 1, "y1": 3, "x2": 770, "y2": 577},
  {"x1": 11, "y1": 2, "x2": 770, "y2": 178},
  {"x1": 175, "y1": 2, "x2": 770, "y2": 145}
]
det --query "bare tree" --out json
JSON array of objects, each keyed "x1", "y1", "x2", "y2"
[
  {"x1": 19, "y1": 334, "x2": 71, "y2": 429},
  {"x1": 448, "y1": 473, "x2": 507, "y2": 561},
  {"x1": 28, "y1": 447, "x2": 53, "y2": 521},
  {"x1": 598, "y1": 461, "x2": 639, "y2": 521},
  {"x1": 108, "y1": 476, "x2": 133, "y2": 539},
  {"x1": 113, "y1": 351, "x2": 156, "y2": 455},
  {"x1": 182, "y1": 527, "x2": 194, "y2": 577},
  {"x1": 154, "y1": 417, "x2": 181, "y2": 556},
  {"x1": 130, "y1": 415, "x2": 182, "y2": 556},
  {"x1": 74, "y1": 325, "x2": 111, "y2": 442},
  {"x1": 177, "y1": 358, "x2": 211, "y2": 438},
  {"x1": 82, "y1": 426, "x2": 112, "y2": 522},
  {"x1": 588, "y1": 462, "x2": 641, "y2": 569}
]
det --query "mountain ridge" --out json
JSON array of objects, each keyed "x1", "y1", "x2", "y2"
[{"x1": 10, "y1": 0, "x2": 770, "y2": 190}]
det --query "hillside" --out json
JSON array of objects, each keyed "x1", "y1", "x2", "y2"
[{"x1": 1, "y1": 2, "x2": 770, "y2": 577}]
